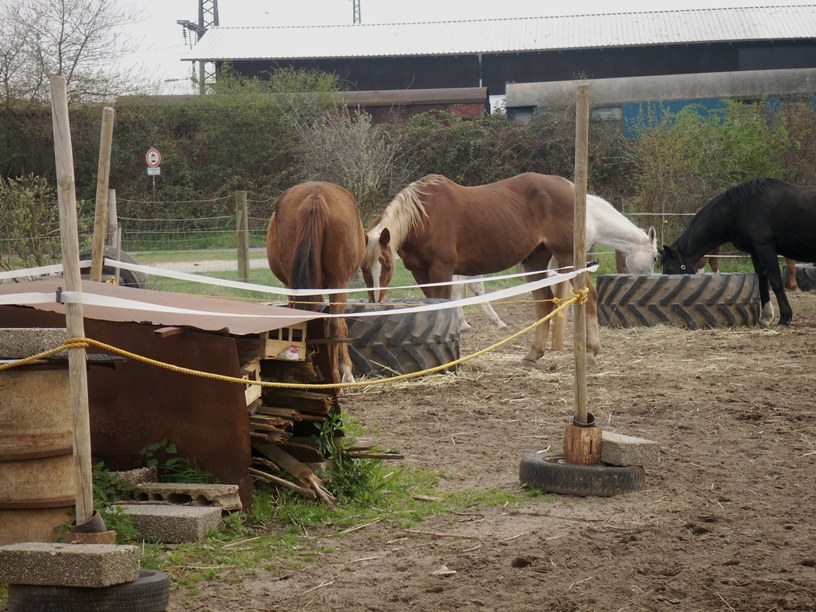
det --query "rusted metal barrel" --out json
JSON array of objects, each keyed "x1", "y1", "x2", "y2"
[{"x1": 0, "y1": 365, "x2": 75, "y2": 544}]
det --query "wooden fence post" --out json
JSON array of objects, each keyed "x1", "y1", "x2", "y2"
[
  {"x1": 89, "y1": 107, "x2": 115, "y2": 282},
  {"x1": 49, "y1": 75, "x2": 96, "y2": 525},
  {"x1": 106, "y1": 189, "x2": 117, "y2": 247},
  {"x1": 236, "y1": 190, "x2": 250, "y2": 282},
  {"x1": 563, "y1": 81, "x2": 601, "y2": 465},
  {"x1": 572, "y1": 83, "x2": 590, "y2": 426}
]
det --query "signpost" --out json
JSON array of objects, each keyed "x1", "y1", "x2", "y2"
[
  {"x1": 146, "y1": 148, "x2": 161, "y2": 199},
  {"x1": 145, "y1": 148, "x2": 162, "y2": 168}
]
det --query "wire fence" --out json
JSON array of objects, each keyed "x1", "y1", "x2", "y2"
[
  {"x1": 117, "y1": 214, "x2": 269, "y2": 251},
  {"x1": 0, "y1": 193, "x2": 778, "y2": 275}
]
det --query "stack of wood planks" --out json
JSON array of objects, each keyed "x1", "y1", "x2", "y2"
[{"x1": 235, "y1": 325, "x2": 389, "y2": 504}]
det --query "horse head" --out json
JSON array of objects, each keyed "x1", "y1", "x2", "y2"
[
  {"x1": 627, "y1": 226, "x2": 659, "y2": 274},
  {"x1": 361, "y1": 227, "x2": 394, "y2": 303},
  {"x1": 660, "y1": 244, "x2": 695, "y2": 274}
]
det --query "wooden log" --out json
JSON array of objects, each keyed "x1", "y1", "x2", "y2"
[
  {"x1": 249, "y1": 468, "x2": 316, "y2": 499},
  {"x1": 50, "y1": 75, "x2": 94, "y2": 525},
  {"x1": 572, "y1": 81, "x2": 590, "y2": 426},
  {"x1": 252, "y1": 441, "x2": 314, "y2": 481},
  {"x1": 346, "y1": 437, "x2": 379, "y2": 451},
  {"x1": 251, "y1": 456, "x2": 282, "y2": 473},
  {"x1": 250, "y1": 422, "x2": 291, "y2": 433},
  {"x1": 89, "y1": 106, "x2": 115, "y2": 282},
  {"x1": 262, "y1": 389, "x2": 333, "y2": 415},
  {"x1": 347, "y1": 452, "x2": 405, "y2": 460},
  {"x1": 563, "y1": 419, "x2": 602, "y2": 465},
  {"x1": 255, "y1": 406, "x2": 304, "y2": 421},
  {"x1": 250, "y1": 430, "x2": 292, "y2": 444},
  {"x1": 259, "y1": 405, "x2": 323, "y2": 422},
  {"x1": 250, "y1": 414, "x2": 293, "y2": 428},
  {"x1": 235, "y1": 191, "x2": 250, "y2": 283}
]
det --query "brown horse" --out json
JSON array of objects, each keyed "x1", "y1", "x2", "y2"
[
  {"x1": 360, "y1": 173, "x2": 602, "y2": 364},
  {"x1": 266, "y1": 182, "x2": 365, "y2": 385}
]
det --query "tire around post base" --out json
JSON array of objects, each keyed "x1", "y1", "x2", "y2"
[
  {"x1": 519, "y1": 452, "x2": 645, "y2": 497},
  {"x1": 7, "y1": 569, "x2": 170, "y2": 612}
]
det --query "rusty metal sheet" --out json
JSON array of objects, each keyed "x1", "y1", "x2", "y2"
[
  {"x1": 1, "y1": 307, "x2": 256, "y2": 509},
  {"x1": 0, "y1": 278, "x2": 320, "y2": 337}
]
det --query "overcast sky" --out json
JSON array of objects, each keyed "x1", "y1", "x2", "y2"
[{"x1": 122, "y1": 1, "x2": 806, "y2": 93}]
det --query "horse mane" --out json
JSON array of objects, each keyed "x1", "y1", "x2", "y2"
[
  {"x1": 364, "y1": 175, "x2": 442, "y2": 264},
  {"x1": 723, "y1": 177, "x2": 776, "y2": 203},
  {"x1": 675, "y1": 178, "x2": 776, "y2": 253}
]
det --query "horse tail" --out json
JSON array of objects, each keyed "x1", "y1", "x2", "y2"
[{"x1": 291, "y1": 194, "x2": 328, "y2": 308}]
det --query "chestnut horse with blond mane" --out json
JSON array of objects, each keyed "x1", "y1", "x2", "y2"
[
  {"x1": 266, "y1": 181, "x2": 365, "y2": 385},
  {"x1": 361, "y1": 173, "x2": 656, "y2": 363}
]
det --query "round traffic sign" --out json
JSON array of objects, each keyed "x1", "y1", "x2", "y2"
[{"x1": 145, "y1": 148, "x2": 162, "y2": 167}]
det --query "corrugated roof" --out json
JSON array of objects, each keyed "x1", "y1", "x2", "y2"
[
  {"x1": 181, "y1": 6, "x2": 816, "y2": 62},
  {"x1": 0, "y1": 279, "x2": 320, "y2": 336}
]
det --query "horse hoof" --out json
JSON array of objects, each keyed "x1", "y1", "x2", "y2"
[
  {"x1": 493, "y1": 321, "x2": 508, "y2": 330},
  {"x1": 519, "y1": 358, "x2": 540, "y2": 369},
  {"x1": 459, "y1": 322, "x2": 473, "y2": 333}
]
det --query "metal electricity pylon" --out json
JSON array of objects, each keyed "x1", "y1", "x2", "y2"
[{"x1": 178, "y1": 0, "x2": 220, "y2": 94}]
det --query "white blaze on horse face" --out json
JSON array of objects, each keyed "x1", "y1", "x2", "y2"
[{"x1": 371, "y1": 258, "x2": 382, "y2": 303}]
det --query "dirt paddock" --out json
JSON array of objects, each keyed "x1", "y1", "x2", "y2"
[{"x1": 188, "y1": 289, "x2": 815, "y2": 611}]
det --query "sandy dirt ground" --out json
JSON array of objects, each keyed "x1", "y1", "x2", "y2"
[{"x1": 177, "y1": 289, "x2": 814, "y2": 611}]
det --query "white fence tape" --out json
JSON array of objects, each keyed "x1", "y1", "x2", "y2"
[
  {"x1": 106, "y1": 258, "x2": 578, "y2": 297},
  {"x1": 0, "y1": 260, "x2": 89, "y2": 281},
  {"x1": 0, "y1": 264, "x2": 598, "y2": 320}
]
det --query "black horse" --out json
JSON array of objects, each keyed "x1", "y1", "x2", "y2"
[{"x1": 661, "y1": 178, "x2": 816, "y2": 326}]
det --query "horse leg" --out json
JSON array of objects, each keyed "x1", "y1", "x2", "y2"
[
  {"x1": 414, "y1": 265, "x2": 453, "y2": 299},
  {"x1": 451, "y1": 276, "x2": 472, "y2": 332},
  {"x1": 583, "y1": 272, "x2": 601, "y2": 359},
  {"x1": 472, "y1": 277, "x2": 507, "y2": 329},
  {"x1": 520, "y1": 281, "x2": 555, "y2": 366},
  {"x1": 327, "y1": 292, "x2": 355, "y2": 390},
  {"x1": 709, "y1": 246, "x2": 720, "y2": 273},
  {"x1": 755, "y1": 248, "x2": 793, "y2": 325},
  {"x1": 786, "y1": 258, "x2": 799, "y2": 291},
  {"x1": 519, "y1": 250, "x2": 556, "y2": 365},
  {"x1": 751, "y1": 252, "x2": 775, "y2": 327}
]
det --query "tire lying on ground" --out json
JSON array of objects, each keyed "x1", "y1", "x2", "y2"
[
  {"x1": 596, "y1": 273, "x2": 759, "y2": 329},
  {"x1": 519, "y1": 453, "x2": 645, "y2": 497},
  {"x1": 7, "y1": 569, "x2": 170, "y2": 612},
  {"x1": 785, "y1": 264, "x2": 816, "y2": 292},
  {"x1": 79, "y1": 246, "x2": 148, "y2": 289},
  {"x1": 343, "y1": 298, "x2": 460, "y2": 376}
]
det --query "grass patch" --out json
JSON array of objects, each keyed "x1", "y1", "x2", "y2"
[{"x1": 135, "y1": 464, "x2": 547, "y2": 602}]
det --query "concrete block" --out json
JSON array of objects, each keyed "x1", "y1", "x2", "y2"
[
  {"x1": 0, "y1": 542, "x2": 140, "y2": 587},
  {"x1": 0, "y1": 328, "x2": 68, "y2": 359},
  {"x1": 601, "y1": 431, "x2": 660, "y2": 467},
  {"x1": 109, "y1": 467, "x2": 158, "y2": 489},
  {"x1": 117, "y1": 504, "x2": 223, "y2": 543},
  {"x1": 134, "y1": 482, "x2": 242, "y2": 511}
]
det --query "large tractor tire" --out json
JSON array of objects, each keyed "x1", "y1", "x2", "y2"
[
  {"x1": 596, "y1": 273, "x2": 759, "y2": 329},
  {"x1": 79, "y1": 246, "x2": 148, "y2": 289},
  {"x1": 343, "y1": 298, "x2": 460, "y2": 376},
  {"x1": 785, "y1": 264, "x2": 816, "y2": 292}
]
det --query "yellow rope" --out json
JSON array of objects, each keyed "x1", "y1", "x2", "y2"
[{"x1": 0, "y1": 289, "x2": 587, "y2": 390}]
